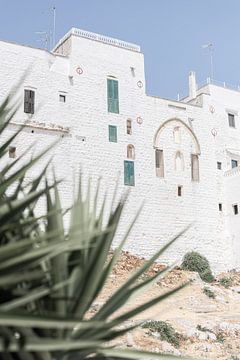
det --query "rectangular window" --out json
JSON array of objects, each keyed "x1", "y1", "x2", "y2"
[
  {"x1": 24, "y1": 89, "x2": 35, "y2": 114},
  {"x1": 191, "y1": 154, "x2": 199, "y2": 182},
  {"x1": 59, "y1": 94, "x2": 66, "y2": 102},
  {"x1": 9, "y1": 146, "x2": 16, "y2": 158},
  {"x1": 127, "y1": 119, "x2": 132, "y2": 135},
  {"x1": 178, "y1": 186, "x2": 182, "y2": 197},
  {"x1": 155, "y1": 149, "x2": 164, "y2": 177},
  {"x1": 219, "y1": 203, "x2": 222, "y2": 211},
  {"x1": 231, "y1": 159, "x2": 238, "y2": 168},
  {"x1": 233, "y1": 204, "x2": 238, "y2": 215},
  {"x1": 108, "y1": 125, "x2": 117, "y2": 142},
  {"x1": 124, "y1": 160, "x2": 135, "y2": 186},
  {"x1": 228, "y1": 113, "x2": 235, "y2": 128},
  {"x1": 107, "y1": 79, "x2": 119, "y2": 114},
  {"x1": 217, "y1": 162, "x2": 222, "y2": 170}
]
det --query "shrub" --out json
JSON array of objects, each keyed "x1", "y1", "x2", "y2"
[
  {"x1": 203, "y1": 286, "x2": 216, "y2": 299},
  {"x1": 181, "y1": 251, "x2": 214, "y2": 282},
  {"x1": 142, "y1": 320, "x2": 180, "y2": 347},
  {"x1": 216, "y1": 332, "x2": 225, "y2": 343},
  {"x1": 201, "y1": 268, "x2": 215, "y2": 283},
  {"x1": 219, "y1": 276, "x2": 233, "y2": 288}
]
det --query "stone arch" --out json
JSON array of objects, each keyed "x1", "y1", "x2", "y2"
[{"x1": 154, "y1": 118, "x2": 201, "y2": 155}]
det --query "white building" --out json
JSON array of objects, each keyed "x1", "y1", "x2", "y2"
[{"x1": 0, "y1": 28, "x2": 240, "y2": 272}]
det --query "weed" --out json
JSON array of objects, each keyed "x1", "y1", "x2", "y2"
[
  {"x1": 197, "y1": 324, "x2": 214, "y2": 333},
  {"x1": 219, "y1": 277, "x2": 233, "y2": 288},
  {"x1": 216, "y1": 332, "x2": 225, "y2": 343},
  {"x1": 142, "y1": 320, "x2": 180, "y2": 347},
  {"x1": 203, "y1": 286, "x2": 216, "y2": 299}
]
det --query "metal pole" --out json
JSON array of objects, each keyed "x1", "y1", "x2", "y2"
[
  {"x1": 53, "y1": 6, "x2": 56, "y2": 47},
  {"x1": 210, "y1": 45, "x2": 213, "y2": 81}
]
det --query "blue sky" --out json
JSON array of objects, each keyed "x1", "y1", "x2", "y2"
[{"x1": 0, "y1": 0, "x2": 239, "y2": 99}]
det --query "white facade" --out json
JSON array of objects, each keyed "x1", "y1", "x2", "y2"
[{"x1": 0, "y1": 28, "x2": 240, "y2": 272}]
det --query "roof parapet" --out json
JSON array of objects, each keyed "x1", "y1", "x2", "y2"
[{"x1": 53, "y1": 27, "x2": 141, "y2": 53}]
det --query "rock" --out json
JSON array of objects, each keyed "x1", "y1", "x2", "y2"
[
  {"x1": 217, "y1": 322, "x2": 240, "y2": 332},
  {"x1": 195, "y1": 304, "x2": 218, "y2": 313},
  {"x1": 188, "y1": 272, "x2": 203, "y2": 284},
  {"x1": 194, "y1": 342, "x2": 213, "y2": 352},
  {"x1": 161, "y1": 341, "x2": 181, "y2": 356},
  {"x1": 152, "y1": 331, "x2": 160, "y2": 338},
  {"x1": 232, "y1": 286, "x2": 240, "y2": 293},
  {"x1": 198, "y1": 332, "x2": 209, "y2": 341},
  {"x1": 207, "y1": 332, "x2": 217, "y2": 341}
]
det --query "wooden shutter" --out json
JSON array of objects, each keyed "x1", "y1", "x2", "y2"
[
  {"x1": 108, "y1": 125, "x2": 117, "y2": 142},
  {"x1": 155, "y1": 149, "x2": 164, "y2": 177},
  {"x1": 107, "y1": 79, "x2": 119, "y2": 113},
  {"x1": 124, "y1": 160, "x2": 135, "y2": 186},
  {"x1": 24, "y1": 90, "x2": 35, "y2": 114},
  {"x1": 191, "y1": 154, "x2": 199, "y2": 181}
]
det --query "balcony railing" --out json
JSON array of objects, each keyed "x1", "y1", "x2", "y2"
[{"x1": 224, "y1": 166, "x2": 240, "y2": 177}]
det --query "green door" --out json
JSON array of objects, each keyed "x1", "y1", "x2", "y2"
[{"x1": 124, "y1": 160, "x2": 135, "y2": 186}]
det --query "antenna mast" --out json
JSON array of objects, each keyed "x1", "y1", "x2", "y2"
[{"x1": 53, "y1": 6, "x2": 56, "y2": 48}]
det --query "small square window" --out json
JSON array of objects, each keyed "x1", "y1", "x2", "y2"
[
  {"x1": 217, "y1": 162, "x2": 222, "y2": 170},
  {"x1": 177, "y1": 186, "x2": 182, "y2": 197},
  {"x1": 233, "y1": 204, "x2": 238, "y2": 215},
  {"x1": 59, "y1": 94, "x2": 66, "y2": 103},
  {"x1": 108, "y1": 125, "x2": 117, "y2": 142},
  {"x1": 228, "y1": 113, "x2": 235, "y2": 128},
  {"x1": 9, "y1": 146, "x2": 16, "y2": 158},
  {"x1": 231, "y1": 159, "x2": 238, "y2": 168},
  {"x1": 219, "y1": 203, "x2": 222, "y2": 211}
]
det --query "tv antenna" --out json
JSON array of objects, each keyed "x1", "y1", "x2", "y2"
[
  {"x1": 52, "y1": 6, "x2": 56, "y2": 48},
  {"x1": 36, "y1": 31, "x2": 50, "y2": 50},
  {"x1": 202, "y1": 43, "x2": 214, "y2": 80}
]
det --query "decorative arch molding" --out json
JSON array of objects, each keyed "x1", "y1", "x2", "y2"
[{"x1": 154, "y1": 118, "x2": 201, "y2": 155}]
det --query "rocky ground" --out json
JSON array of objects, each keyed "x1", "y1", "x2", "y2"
[{"x1": 94, "y1": 251, "x2": 240, "y2": 359}]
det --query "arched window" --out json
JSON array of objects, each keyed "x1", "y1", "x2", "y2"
[
  {"x1": 173, "y1": 126, "x2": 181, "y2": 143},
  {"x1": 191, "y1": 154, "x2": 199, "y2": 181},
  {"x1": 175, "y1": 151, "x2": 184, "y2": 171},
  {"x1": 127, "y1": 144, "x2": 135, "y2": 159}
]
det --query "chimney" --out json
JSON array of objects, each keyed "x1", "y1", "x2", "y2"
[{"x1": 189, "y1": 71, "x2": 197, "y2": 99}]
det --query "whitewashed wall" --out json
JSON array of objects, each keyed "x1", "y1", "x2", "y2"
[{"x1": 0, "y1": 29, "x2": 239, "y2": 272}]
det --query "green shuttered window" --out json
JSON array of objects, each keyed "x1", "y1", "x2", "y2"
[
  {"x1": 108, "y1": 125, "x2": 117, "y2": 142},
  {"x1": 107, "y1": 79, "x2": 119, "y2": 114},
  {"x1": 124, "y1": 160, "x2": 135, "y2": 186}
]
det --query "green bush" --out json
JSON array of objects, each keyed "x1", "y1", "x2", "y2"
[
  {"x1": 181, "y1": 251, "x2": 214, "y2": 282},
  {"x1": 201, "y1": 269, "x2": 215, "y2": 283},
  {"x1": 142, "y1": 320, "x2": 180, "y2": 348},
  {"x1": 203, "y1": 286, "x2": 215, "y2": 299},
  {"x1": 219, "y1": 276, "x2": 233, "y2": 288}
]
